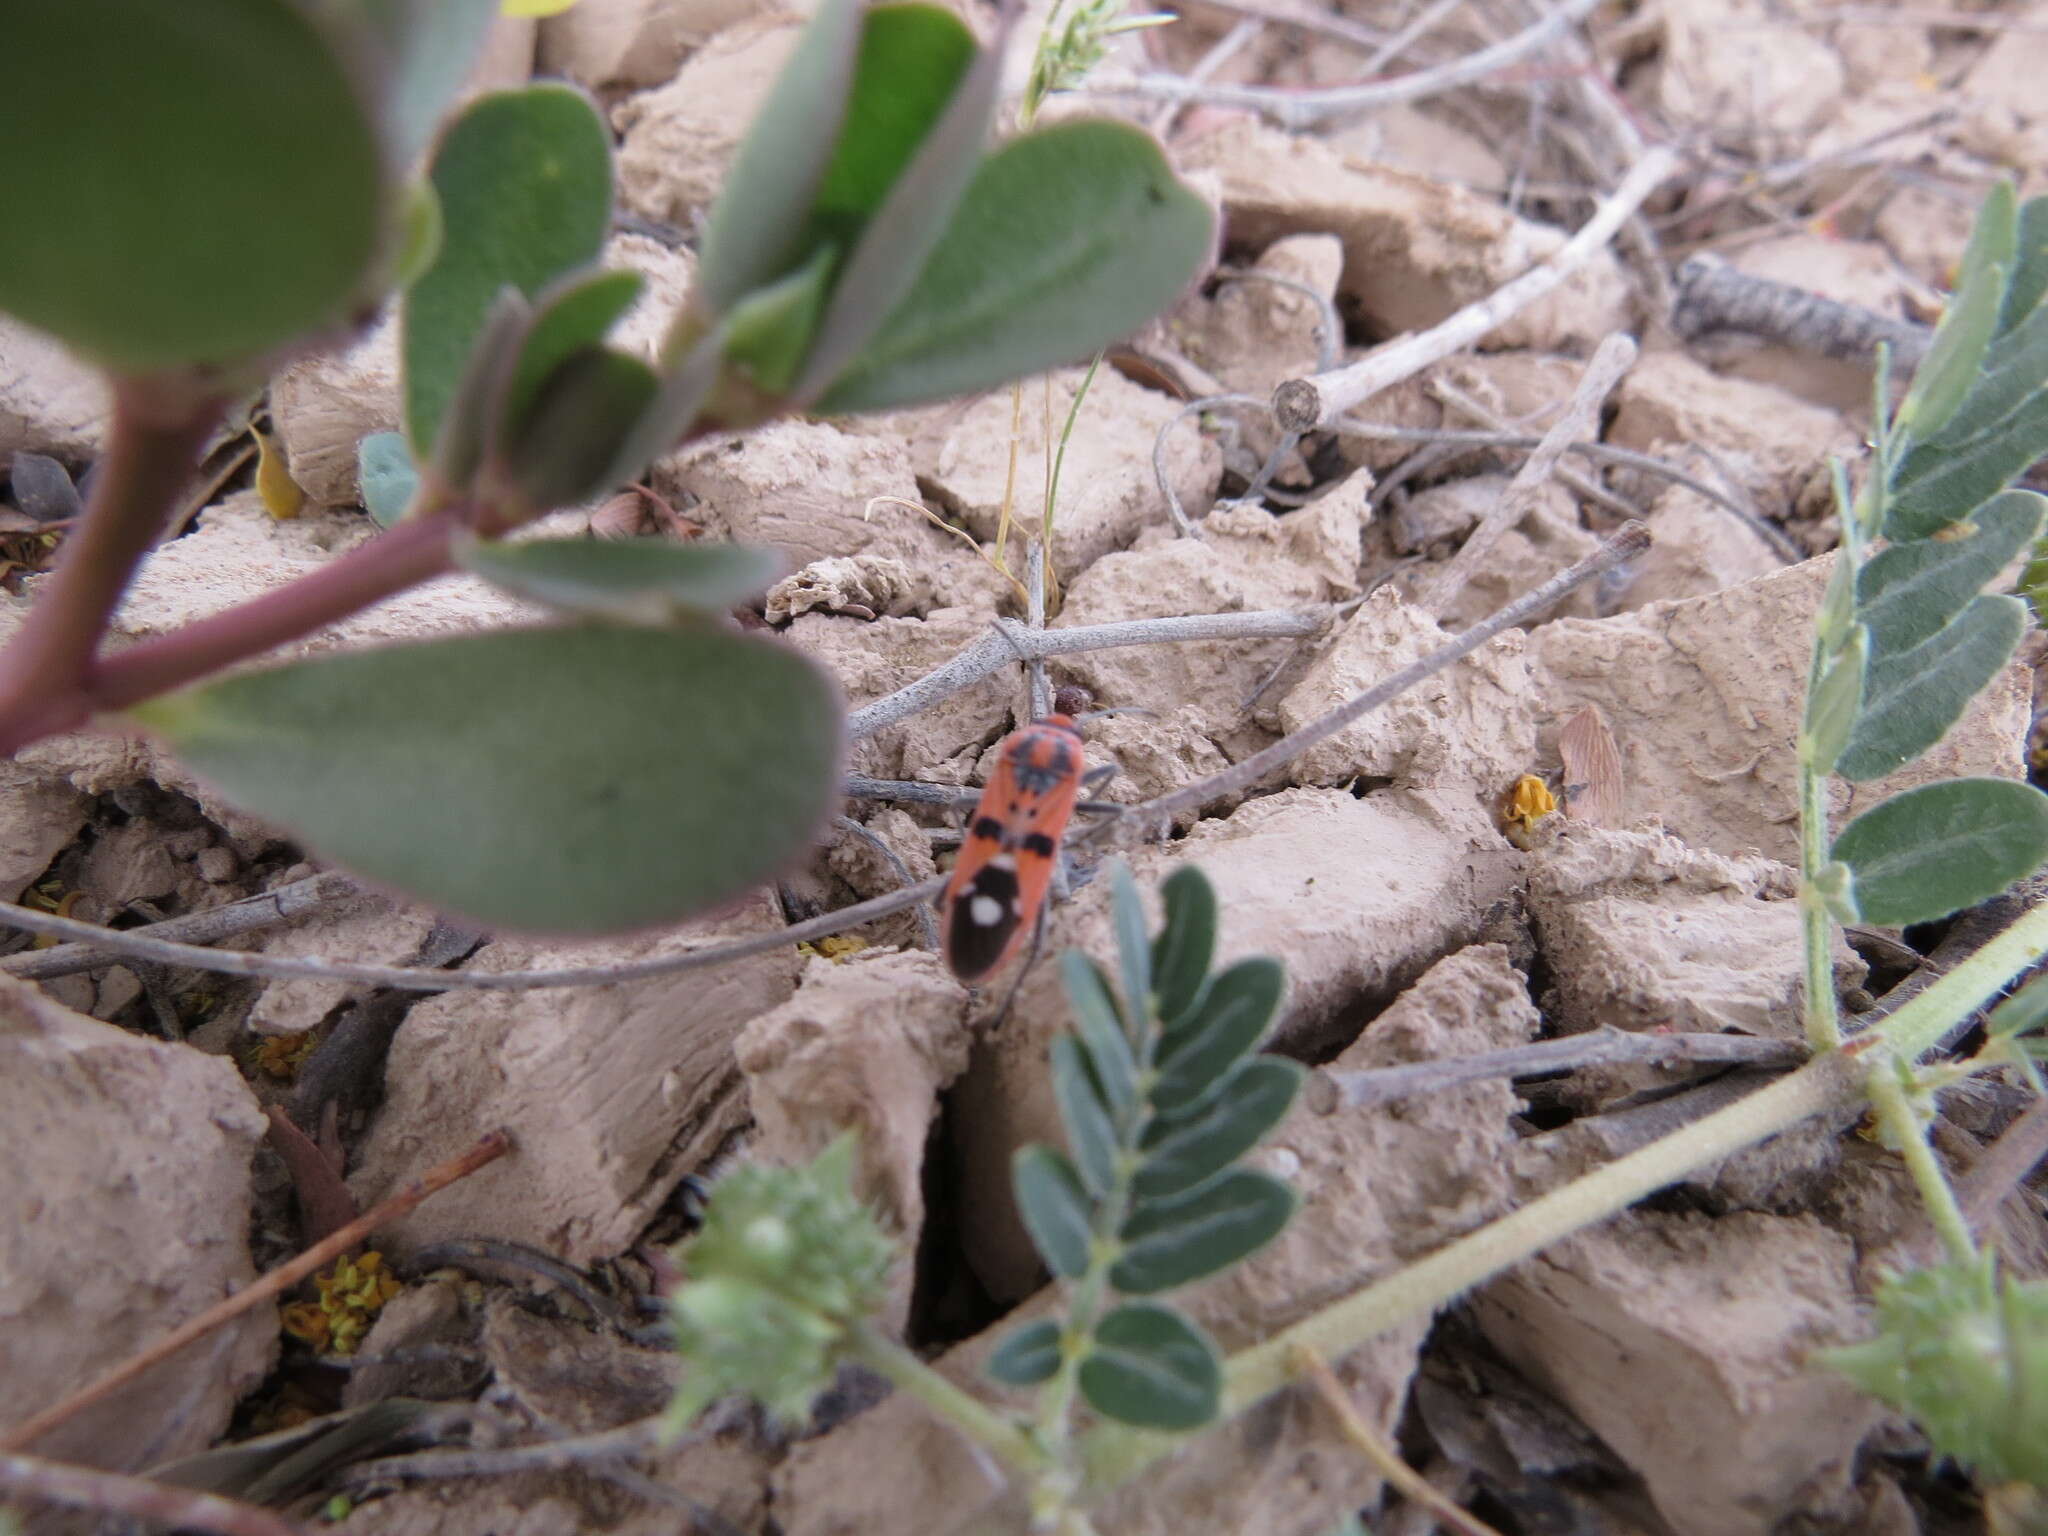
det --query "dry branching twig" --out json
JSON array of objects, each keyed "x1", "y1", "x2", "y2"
[
  {"x1": 1272, "y1": 147, "x2": 1679, "y2": 430},
  {"x1": 0, "y1": 1131, "x2": 511, "y2": 1454},
  {"x1": 0, "y1": 1450, "x2": 303, "y2": 1536}
]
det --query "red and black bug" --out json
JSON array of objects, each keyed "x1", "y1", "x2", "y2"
[{"x1": 939, "y1": 713, "x2": 1088, "y2": 984}]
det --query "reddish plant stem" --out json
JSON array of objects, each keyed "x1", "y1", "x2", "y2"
[
  {"x1": 0, "y1": 388, "x2": 221, "y2": 724},
  {"x1": 0, "y1": 1129, "x2": 511, "y2": 1454},
  {"x1": 0, "y1": 1450, "x2": 304, "y2": 1536},
  {"x1": 86, "y1": 507, "x2": 462, "y2": 710}
]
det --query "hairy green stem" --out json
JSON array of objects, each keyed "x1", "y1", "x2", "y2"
[
  {"x1": 0, "y1": 387, "x2": 221, "y2": 750},
  {"x1": 1865, "y1": 1061, "x2": 1978, "y2": 1266},
  {"x1": 1079, "y1": 897, "x2": 2048, "y2": 1493},
  {"x1": 846, "y1": 1322, "x2": 1046, "y2": 1480}
]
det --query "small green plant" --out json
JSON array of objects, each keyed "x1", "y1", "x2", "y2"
[
  {"x1": 665, "y1": 186, "x2": 2048, "y2": 1526},
  {"x1": 665, "y1": 863, "x2": 1303, "y2": 1526},
  {"x1": 0, "y1": 0, "x2": 1211, "y2": 933}
]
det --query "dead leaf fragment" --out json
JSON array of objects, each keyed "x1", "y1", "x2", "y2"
[{"x1": 1558, "y1": 703, "x2": 1625, "y2": 827}]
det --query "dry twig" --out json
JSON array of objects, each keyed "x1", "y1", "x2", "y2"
[
  {"x1": 0, "y1": 1450, "x2": 302, "y2": 1536},
  {"x1": 1310, "y1": 1027, "x2": 1806, "y2": 1112},
  {"x1": 1291, "y1": 1344, "x2": 1506, "y2": 1536},
  {"x1": 1082, "y1": 0, "x2": 1604, "y2": 131},
  {"x1": 1272, "y1": 147, "x2": 1679, "y2": 430},
  {"x1": 0, "y1": 1131, "x2": 511, "y2": 1453},
  {"x1": 1412, "y1": 333, "x2": 1637, "y2": 616},
  {"x1": 1671, "y1": 252, "x2": 1933, "y2": 369}
]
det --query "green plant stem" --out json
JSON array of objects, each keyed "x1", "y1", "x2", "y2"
[
  {"x1": 846, "y1": 1321, "x2": 1047, "y2": 1480},
  {"x1": 0, "y1": 386, "x2": 221, "y2": 748},
  {"x1": 1079, "y1": 896, "x2": 2048, "y2": 1493},
  {"x1": 1865, "y1": 1061, "x2": 1978, "y2": 1266}
]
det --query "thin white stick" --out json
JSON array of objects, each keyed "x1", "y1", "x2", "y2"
[
  {"x1": 1080, "y1": 0, "x2": 1603, "y2": 131},
  {"x1": 1272, "y1": 146, "x2": 1678, "y2": 430},
  {"x1": 1411, "y1": 331, "x2": 1636, "y2": 616}
]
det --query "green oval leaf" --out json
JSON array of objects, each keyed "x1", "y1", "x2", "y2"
[
  {"x1": 1150, "y1": 865, "x2": 1217, "y2": 1030},
  {"x1": 1858, "y1": 490, "x2": 2044, "y2": 654},
  {"x1": 1051, "y1": 1036, "x2": 1119, "y2": 1198},
  {"x1": 1062, "y1": 951, "x2": 1137, "y2": 1120},
  {"x1": 1803, "y1": 627, "x2": 1866, "y2": 778},
  {"x1": 1832, "y1": 778, "x2": 2048, "y2": 927},
  {"x1": 695, "y1": 0, "x2": 863, "y2": 313},
  {"x1": 427, "y1": 286, "x2": 532, "y2": 491},
  {"x1": 1887, "y1": 390, "x2": 2048, "y2": 542},
  {"x1": 1109, "y1": 862, "x2": 1153, "y2": 1044},
  {"x1": 1077, "y1": 1302, "x2": 1221, "y2": 1431},
  {"x1": 2000, "y1": 194, "x2": 2048, "y2": 333},
  {"x1": 0, "y1": 0, "x2": 384, "y2": 372},
  {"x1": 492, "y1": 345, "x2": 658, "y2": 514},
  {"x1": 605, "y1": 324, "x2": 728, "y2": 490},
  {"x1": 404, "y1": 85, "x2": 614, "y2": 459},
  {"x1": 127, "y1": 624, "x2": 843, "y2": 933},
  {"x1": 722, "y1": 245, "x2": 839, "y2": 396},
  {"x1": 1151, "y1": 957, "x2": 1285, "y2": 1115},
  {"x1": 816, "y1": 121, "x2": 1215, "y2": 413},
  {"x1": 1895, "y1": 256, "x2": 2005, "y2": 445},
  {"x1": 499, "y1": 269, "x2": 645, "y2": 443},
  {"x1": 1836, "y1": 594, "x2": 2027, "y2": 782},
  {"x1": 1135, "y1": 1057, "x2": 1303, "y2": 1200},
  {"x1": 1013, "y1": 1144, "x2": 1094, "y2": 1279},
  {"x1": 985, "y1": 1318, "x2": 1063, "y2": 1388},
  {"x1": 789, "y1": 5, "x2": 1005, "y2": 402},
  {"x1": 1111, "y1": 1168, "x2": 1295, "y2": 1294},
  {"x1": 356, "y1": 431, "x2": 418, "y2": 527},
  {"x1": 455, "y1": 538, "x2": 785, "y2": 623}
]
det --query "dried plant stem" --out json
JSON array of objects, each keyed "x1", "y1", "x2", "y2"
[
  {"x1": 1272, "y1": 147, "x2": 1678, "y2": 430},
  {"x1": 1412, "y1": 333, "x2": 1636, "y2": 616},
  {"x1": 1126, "y1": 522, "x2": 1650, "y2": 830},
  {"x1": 0, "y1": 1450, "x2": 302, "y2": 1536},
  {"x1": 1957, "y1": 1093, "x2": 2048, "y2": 1236},
  {"x1": 0, "y1": 1130, "x2": 511, "y2": 1453},
  {"x1": 1311, "y1": 1027, "x2": 1805, "y2": 1111},
  {"x1": 0, "y1": 871, "x2": 357, "y2": 981},
  {"x1": 1291, "y1": 1345, "x2": 1504, "y2": 1536},
  {"x1": 847, "y1": 608, "x2": 1328, "y2": 740},
  {"x1": 1083, "y1": 0, "x2": 1603, "y2": 130},
  {"x1": 1672, "y1": 254, "x2": 1933, "y2": 368}
]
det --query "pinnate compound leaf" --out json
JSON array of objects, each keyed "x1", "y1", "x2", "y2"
[
  {"x1": 356, "y1": 432, "x2": 419, "y2": 528},
  {"x1": 1111, "y1": 1168, "x2": 1294, "y2": 1294},
  {"x1": 1062, "y1": 951, "x2": 1137, "y2": 1119},
  {"x1": 405, "y1": 86, "x2": 613, "y2": 459},
  {"x1": 1835, "y1": 595, "x2": 2027, "y2": 782},
  {"x1": 816, "y1": 122, "x2": 1215, "y2": 412},
  {"x1": 1050, "y1": 1035, "x2": 1118, "y2": 1197},
  {"x1": 1151, "y1": 958, "x2": 1285, "y2": 1114},
  {"x1": 1013, "y1": 1145, "x2": 1093, "y2": 1279},
  {"x1": 0, "y1": 0, "x2": 383, "y2": 372},
  {"x1": 695, "y1": 0, "x2": 863, "y2": 313},
  {"x1": 1076, "y1": 1302, "x2": 1220, "y2": 1431},
  {"x1": 1857, "y1": 491, "x2": 2045, "y2": 654},
  {"x1": 1135, "y1": 1057, "x2": 1302, "y2": 1200},
  {"x1": 455, "y1": 539, "x2": 784, "y2": 623},
  {"x1": 985, "y1": 1318, "x2": 1063, "y2": 1387},
  {"x1": 1832, "y1": 778, "x2": 2048, "y2": 927},
  {"x1": 1150, "y1": 865, "x2": 1217, "y2": 1029},
  {"x1": 127, "y1": 624, "x2": 842, "y2": 933}
]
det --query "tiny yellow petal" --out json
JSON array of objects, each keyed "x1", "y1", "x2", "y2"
[{"x1": 253, "y1": 424, "x2": 306, "y2": 520}]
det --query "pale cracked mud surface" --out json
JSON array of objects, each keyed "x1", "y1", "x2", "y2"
[{"x1": 2, "y1": 1, "x2": 2045, "y2": 1533}]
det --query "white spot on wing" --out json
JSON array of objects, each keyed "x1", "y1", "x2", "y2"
[{"x1": 970, "y1": 895, "x2": 1006, "y2": 927}]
